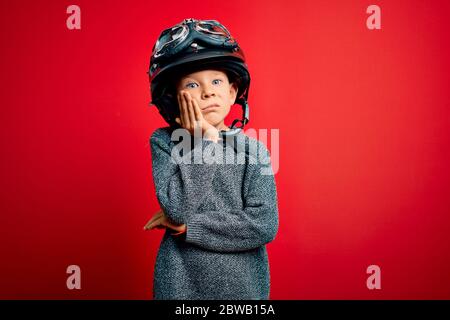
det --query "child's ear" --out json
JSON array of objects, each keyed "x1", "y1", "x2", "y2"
[{"x1": 229, "y1": 82, "x2": 238, "y2": 105}]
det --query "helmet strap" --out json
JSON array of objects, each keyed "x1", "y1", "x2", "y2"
[{"x1": 220, "y1": 97, "x2": 249, "y2": 137}]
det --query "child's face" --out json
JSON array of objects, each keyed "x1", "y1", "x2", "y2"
[{"x1": 175, "y1": 69, "x2": 238, "y2": 129}]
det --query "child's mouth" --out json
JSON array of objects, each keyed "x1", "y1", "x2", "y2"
[{"x1": 202, "y1": 104, "x2": 220, "y2": 112}]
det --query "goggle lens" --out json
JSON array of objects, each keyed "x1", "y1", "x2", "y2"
[
  {"x1": 154, "y1": 25, "x2": 188, "y2": 57},
  {"x1": 195, "y1": 21, "x2": 231, "y2": 39}
]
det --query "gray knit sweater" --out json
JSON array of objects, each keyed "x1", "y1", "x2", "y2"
[{"x1": 150, "y1": 126, "x2": 279, "y2": 300}]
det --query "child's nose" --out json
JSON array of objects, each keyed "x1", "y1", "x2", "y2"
[{"x1": 201, "y1": 85, "x2": 216, "y2": 99}]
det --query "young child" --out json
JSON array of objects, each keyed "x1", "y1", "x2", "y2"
[{"x1": 144, "y1": 18, "x2": 279, "y2": 300}]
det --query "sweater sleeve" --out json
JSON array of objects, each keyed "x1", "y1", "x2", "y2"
[
  {"x1": 184, "y1": 142, "x2": 279, "y2": 253},
  {"x1": 150, "y1": 128, "x2": 222, "y2": 225}
]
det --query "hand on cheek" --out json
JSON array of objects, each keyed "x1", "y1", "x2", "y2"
[{"x1": 175, "y1": 91, "x2": 220, "y2": 142}]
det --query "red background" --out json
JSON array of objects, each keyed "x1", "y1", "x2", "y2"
[{"x1": 1, "y1": 0, "x2": 449, "y2": 299}]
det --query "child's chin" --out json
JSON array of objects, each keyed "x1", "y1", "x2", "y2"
[{"x1": 203, "y1": 114, "x2": 222, "y2": 122}]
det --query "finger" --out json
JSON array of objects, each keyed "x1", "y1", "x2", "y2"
[
  {"x1": 144, "y1": 216, "x2": 158, "y2": 230},
  {"x1": 149, "y1": 210, "x2": 164, "y2": 224},
  {"x1": 192, "y1": 98, "x2": 202, "y2": 121},
  {"x1": 181, "y1": 92, "x2": 190, "y2": 129},
  {"x1": 144, "y1": 211, "x2": 164, "y2": 230},
  {"x1": 146, "y1": 215, "x2": 165, "y2": 230},
  {"x1": 186, "y1": 96, "x2": 197, "y2": 129},
  {"x1": 193, "y1": 100, "x2": 203, "y2": 131}
]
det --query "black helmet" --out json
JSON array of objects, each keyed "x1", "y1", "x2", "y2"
[{"x1": 147, "y1": 18, "x2": 250, "y2": 136}]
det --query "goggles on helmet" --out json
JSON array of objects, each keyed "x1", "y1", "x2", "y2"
[{"x1": 152, "y1": 18, "x2": 238, "y2": 62}]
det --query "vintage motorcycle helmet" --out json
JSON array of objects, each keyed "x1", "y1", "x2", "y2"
[{"x1": 147, "y1": 18, "x2": 250, "y2": 136}]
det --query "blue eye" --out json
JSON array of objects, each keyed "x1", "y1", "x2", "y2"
[
  {"x1": 186, "y1": 82, "x2": 198, "y2": 89},
  {"x1": 212, "y1": 79, "x2": 222, "y2": 85}
]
